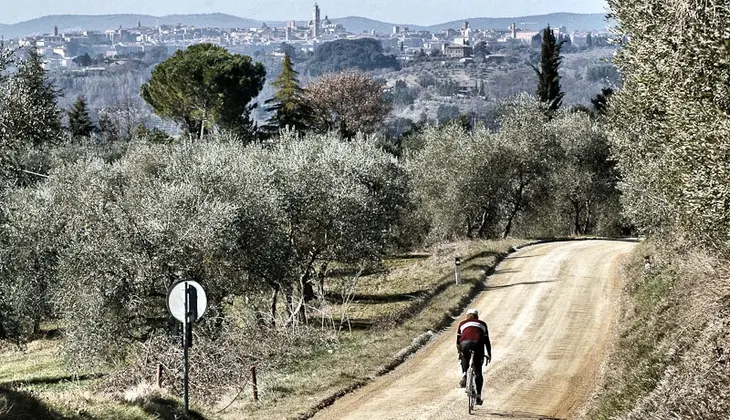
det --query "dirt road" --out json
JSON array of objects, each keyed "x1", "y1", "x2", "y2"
[{"x1": 313, "y1": 240, "x2": 635, "y2": 420}]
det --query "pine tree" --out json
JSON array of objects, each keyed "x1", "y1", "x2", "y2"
[
  {"x1": 533, "y1": 25, "x2": 565, "y2": 113},
  {"x1": 140, "y1": 43, "x2": 265, "y2": 140},
  {"x1": 68, "y1": 96, "x2": 95, "y2": 137},
  {"x1": 263, "y1": 54, "x2": 311, "y2": 136},
  {"x1": 11, "y1": 46, "x2": 63, "y2": 146}
]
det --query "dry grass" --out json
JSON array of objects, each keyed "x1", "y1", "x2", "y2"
[
  {"x1": 586, "y1": 239, "x2": 730, "y2": 419},
  {"x1": 0, "y1": 336, "x2": 203, "y2": 420}
]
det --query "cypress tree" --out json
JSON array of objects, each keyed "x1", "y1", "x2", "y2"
[
  {"x1": 68, "y1": 96, "x2": 95, "y2": 137},
  {"x1": 263, "y1": 54, "x2": 311, "y2": 136},
  {"x1": 533, "y1": 25, "x2": 565, "y2": 113}
]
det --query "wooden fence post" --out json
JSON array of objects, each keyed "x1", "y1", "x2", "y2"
[
  {"x1": 250, "y1": 365, "x2": 259, "y2": 401},
  {"x1": 156, "y1": 363, "x2": 163, "y2": 388}
]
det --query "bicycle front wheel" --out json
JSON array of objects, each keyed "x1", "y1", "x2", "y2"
[{"x1": 467, "y1": 355, "x2": 476, "y2": 414}]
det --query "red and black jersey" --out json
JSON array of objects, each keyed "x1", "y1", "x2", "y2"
[{"x1": 457, "y1": 318, "x2": 491, "y2": 358}]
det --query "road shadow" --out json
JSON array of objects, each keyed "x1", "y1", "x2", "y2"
[
  {"x1": 0, "y1": 385, "x2": 77, "y2": 419},
  {"x1": 503, "y1": 254, "x2": 543, "y2": 260},
  {"x1": 1, "y1": 373, "x2": 104, "y2": 388},
  {"x1": 462, "y1": 250, "x2": 501, "y2": 265},
  {"x1": 485, "y1": 280, "x2": 557, "y2": 291},
  {"x1": 481, "y1": 408, "x2": 564, "y2": 419},
  {"x1": 324, "y1": 290, "x2": 428, "y2": 304},
  {"x1": 126, "y1": 396, "x2": 206, "y2": 420},
  {"x1": 388, "y1": 253, "x2": 430, "y2": 260},
  {"x1": 336, "y1": 318, "x2": 375, "y2": 330},
  {"x1": 493, "y1": 268, "x2": 522, "y2": 275}
]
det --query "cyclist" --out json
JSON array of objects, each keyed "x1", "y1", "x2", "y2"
[{"x1": 456, "y1": 308, "x2": 491, "y2": 405}]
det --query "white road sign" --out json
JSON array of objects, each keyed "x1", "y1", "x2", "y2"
[{"x1": 166, "y1": 280, "x2": 207, "y2": 323}]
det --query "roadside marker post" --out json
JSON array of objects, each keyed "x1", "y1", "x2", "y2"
[
  {"x1": 455, "y1": 257, "x2": 462, "y2": 284},
  {"x1": 167, "y1": 280, "x2": 207, "y2": 414}
]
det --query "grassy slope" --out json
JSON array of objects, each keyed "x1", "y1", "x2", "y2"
[
  {"x1": 0, "y1": 239, "x2": 528, "y2": 420},
  {"x1": 586, "y1": 240, "x2": 730, "y2": 419},
  {"x1": 0, "y1": 339, "x2": 153, "y2": 419}
]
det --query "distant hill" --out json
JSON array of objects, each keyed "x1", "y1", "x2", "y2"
[
  {"x1": 330, "y1": 16, "x2": 426, "y2": 35},
  {"x1": 0, "y1": 12, "x2": 611, "y2": 40},
  {"x1": 428, "y1": 13, "x2": 612, "y2": 32},
  {"x1": 0, "y1": 13, "x2": 263, "y2": 39},
  {"x1": 2, "y1": 14, "x2": 157, "y2": 38}
]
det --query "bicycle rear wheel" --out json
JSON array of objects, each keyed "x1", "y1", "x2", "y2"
[{"x1": 467, "y1": 353, "x2": 476, "y2": 414}]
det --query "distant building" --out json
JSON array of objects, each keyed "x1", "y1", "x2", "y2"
[
  {"x1": 485, "y1": 54, "x2": 506, "y2": 64},
  {"x1": 443, "y1": 44, "x2": 472, "y2": 58},
  {"x1": 310, "y1": 3, "x2": 321, "y2": 39},
  {"x1": 462, "y1": 20, "x2": 471, "y2": 45},
  {"x1": 570, "y1": 32, "x2": 590, "y2": 48}
]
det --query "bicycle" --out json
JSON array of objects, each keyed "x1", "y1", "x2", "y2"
[{"x1": 465, "y1": 350, "x2": 477, "y2": 414}]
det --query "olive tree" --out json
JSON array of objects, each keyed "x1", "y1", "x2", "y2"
[
  {"x1": 548, "y1": 110, "x2": 620, "y2": 235},
  {"x1": 265, "y1": 131, "x2": 409, "y2": 322},
  {"x1": 494, "y1": 95, "x2": 561, "y2": 237},
  {"x1": 407, "y1": 122, "x2": 506, "y2": 241},
  {"x1": 607, "y1": 0, "x2": 730, "y2": 244},
  {"x1": 0, "y1": 187, "x2": 63, "y2": 342},
  {"x1": 42, "y1": 141, "x2": 287, "y2": 368}
]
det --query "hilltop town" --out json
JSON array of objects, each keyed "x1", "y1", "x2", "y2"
[{"x1": 2, "y1": 4, "x2": 609, "y2": 71}]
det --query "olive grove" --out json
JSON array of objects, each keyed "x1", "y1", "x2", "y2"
[
  {"x1": 0, "y1": 40, "x2": 625, "y2": 405},
  {"x1": 407, "y1": 94, "x2": 621, "y2": 242}
]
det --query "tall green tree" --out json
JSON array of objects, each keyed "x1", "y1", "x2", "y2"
[
  {"x1": 590, "y1": 87, "x2": 614, "y2": 117},
  {"x1": 2, "y1": 46, "x2": 62, "y2": 147},
  {"x1": 262, "y1": 54, "x2": 311, "y2": 136},
  {"x1": 532, "y1": 25, "x2": 565, "y2": 113},
  {"x1": 140, "y1": 43, "x2": 266, "y2": 140},
  {"x1": 68, "y1": 95, "x2": 95, "y2": 137},
  {"x1": 0, "y1": 46, "x2": 62, "y2": 188}
]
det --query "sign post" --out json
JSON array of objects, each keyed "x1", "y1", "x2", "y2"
[
  {"x1": 167, "y1": 280, "x2": 207, "y2": 414},
  {"x1": 455, "y1": 257, "x2": 462, "y2": 284}
]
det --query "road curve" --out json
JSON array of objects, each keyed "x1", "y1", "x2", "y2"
[{"x1": 313, "y1": 240, "x2": 635, "y2": 420}]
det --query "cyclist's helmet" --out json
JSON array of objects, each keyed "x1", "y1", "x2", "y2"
[{"x1": 466, "y1": 308, "x2": 479, "y2": 316}]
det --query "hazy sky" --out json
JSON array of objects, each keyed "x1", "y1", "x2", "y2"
[{"x1": 1, "y1": 0, "x2": 608, "y2": 25}]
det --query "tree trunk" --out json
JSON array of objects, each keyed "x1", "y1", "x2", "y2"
[
  {"x1": 302, "y1": 274, "x2": 315, "y2": 302},
  {"x1": 502, "y1": 207, "x2": 518, "y2": 238},
  {"x1": 270, "y1": 287, "x2": 279, "y2": 328},
  {"x1": 477, "y1": 208, "x2": 491, "y2": 238},
  {"x1": 574, "y1": 205, "x2": 583, "y2": 235},
  {"x1": 317, "y1": 262, "x2": 329, "y2": 299},
  {"x1": 466, "y1": 216, "x2": 474, "y2": 239},
  {"x1": 285, "y1": 286, "x2": 293, "y2": 322},
  {"x1": 503, "y1": 190, "x2": 523, "y2": 238},
  {"x1": 583, "y1": 201, "x2": 592, "y2": 234},
  {"x1": 199, "y1": 106, "x2": 208, "y2": 140}
]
